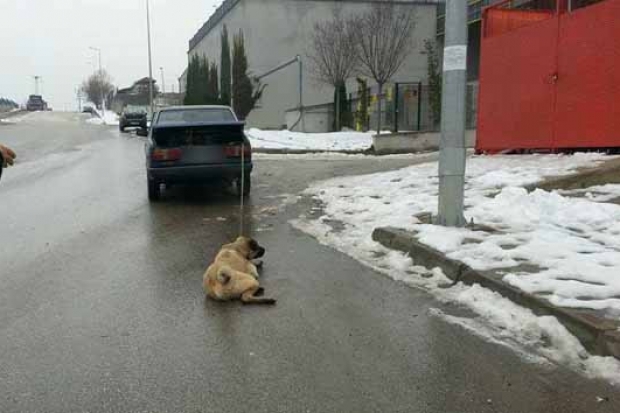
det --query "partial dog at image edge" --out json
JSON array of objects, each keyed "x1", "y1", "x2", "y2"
[{"x1": 203, "y1": 236, "x2": 276, "y2": 305}]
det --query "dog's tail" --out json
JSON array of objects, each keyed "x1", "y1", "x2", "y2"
[
  {"x1": 216, "y1": 266, "x2": 233, "y2": 285},
  {"x1": 241, "y1": 295, "x2": 277, "y2": 305}
]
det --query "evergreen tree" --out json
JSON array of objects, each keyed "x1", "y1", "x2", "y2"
[
  {"x1": 199, "y1": 56, "x2": 211, "y2": 104},
  {"x1": 424, "y1": 39, "x2": 442, "y2": 128},
  {"x1": 220, "y1": 25, "x2": 232, "y2": 106},
  {"x1": 208, "y1": 62, "x2": 220, "y2": 104},
  {"x1": 232, "y1": 30, "x2": 265, "y2": 120},
  {"x1": 355, "y1": 77, "x2": 369, "y2": 132},
  {"x1": 332, "y1": 82, "x2": 351, "y2": 131},
  {"x1": 184, "y1": 55, "x2": 201, "y2": 105}
]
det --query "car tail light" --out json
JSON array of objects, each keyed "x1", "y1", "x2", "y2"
[
  {"x1": 225, "y1": 144, "x2": 251, "y2": 158},
  {"x1": 152, "y1": 148, "x2": 183, "y2": 161}
]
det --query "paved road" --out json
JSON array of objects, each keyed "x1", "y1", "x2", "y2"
[{"x1": 0, "y1": 112, "x2": 618, "y2": 413}]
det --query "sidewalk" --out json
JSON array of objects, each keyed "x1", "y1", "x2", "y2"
[{"x1": 293, "y1": 153, "x2": 620, "y2": 381}]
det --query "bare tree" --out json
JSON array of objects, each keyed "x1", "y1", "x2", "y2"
[
  {"x1": 307, "y1": 11, "x2": 357, "y2": 131},
  {"x1": 81, "y1": 70, "x2": 115, "y2": 110},
  {"x1": 350, "y1": 1, "x2": 416, "y2": 133}
]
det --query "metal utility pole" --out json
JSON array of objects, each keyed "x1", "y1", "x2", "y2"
[
  {"x1": 89, "y1": 47, "x2": 102, "y2": 72},
  {"x1": 146, "y1": 0, "x2": 155, "y2": 120},
  {"x1": 76, "y1": 87, "x2": 83, "y2": 112},
  {"x1": 160, "y1": 67, "x2": 166, "y2": 94},
  {"x1": 90, "y1": 47, "x2": 105, "y2": 116},
  {"x1": 437, "y1": 0, "x2": 468, "y2": 227}
]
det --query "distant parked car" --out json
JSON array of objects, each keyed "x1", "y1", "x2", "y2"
[
  {"x1": 119, "y1": 105, "x2": 148, "y2": 132},
  {"x1": 82, "y1": 106, "x2": 95, "y2": 114},
  {"x1": 144, "y1": 105, "x2": 251, "y2": 201},
  {"x1": 26, "y1": 95, "x2": 48, "y2": 111}
]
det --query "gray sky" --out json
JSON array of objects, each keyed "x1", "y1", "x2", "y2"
[{"x1": 0, "y1": 0, "x2": 219, "y2": 110}]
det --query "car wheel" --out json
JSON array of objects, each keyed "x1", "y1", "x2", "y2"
[
  {"x1": 148, "y1": 180, "x2": 160, "y2": 201},
  {"x1": 120, "y1": 125, "x2": 125, "y2": 133}
]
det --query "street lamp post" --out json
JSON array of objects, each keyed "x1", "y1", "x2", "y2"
[
  {"x1": 436, "y1": 0, "x2": 468, "y2": 227},
  {"x1": 89, "y1": 47, "x2": 102, "y2": 72},
  {"x1": 76, "y1": 87, "x2": 83, "y2": 112},
  {"x1": 146, "y1": 0, "x2": 155, "y2": 120},
  {"x1": 160, "y1": 67, "x2": 166, "y2": 95},
  {"x1": 89, "y1": 46, "x2": 105, "y2": 116}
]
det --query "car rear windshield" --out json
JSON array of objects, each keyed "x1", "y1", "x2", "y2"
[
  {"x1": 157, "y1": 108, "x2": 235, "y2": 125},
  {"x1": 153, "y1": 125, "x2": 245, "y2": 147},
  {"x1": 125, "y1": 105, "x2": 147, "y2": 113}
]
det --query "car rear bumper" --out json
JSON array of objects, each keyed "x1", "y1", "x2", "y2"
[
  {"x1": 147, "y1": 162, "x2": 253, "y2": 183},
  {"x1": 121, "y1": 119, "x2": 146, "y2": 127}
]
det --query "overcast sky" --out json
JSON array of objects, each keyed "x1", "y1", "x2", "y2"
[{"x1": 0, "y1": 0, "x2": 219, "y2": 110}]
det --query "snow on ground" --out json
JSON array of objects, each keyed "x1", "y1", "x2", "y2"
[
  {"x1": 292, "y1": 153, "x2": 620, "y2": 383},
  {"x1": 0, "y1": 113, "x2": 29, "y2": 124},
  {"x1": 246, "y1": 128, "x2": 374, "y2": 151},
  {"x1": 86, "y1": 108, "x2": 119, "y2": 126}
]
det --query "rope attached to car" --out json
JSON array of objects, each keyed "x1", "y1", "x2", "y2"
[{"x1": 239, "y1": 143, "x2": 245, "y2": 236}]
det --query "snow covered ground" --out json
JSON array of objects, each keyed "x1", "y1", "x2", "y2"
[
  {"x1": 292, "y1": 153, "x2": 620, "y2": 383},
  {"x1": 246, "y1": 128, "x2": 374, "y2": 151},
  {"x1": 0, "y1": 112, "x2": 29, "y2": 124},
  {"x1": 86, "y1": 109, "x2": 119, "y2": 126}
]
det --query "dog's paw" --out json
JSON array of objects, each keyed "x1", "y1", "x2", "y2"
[
  {"x1": 252, "y1": 259, "x2": 264, "y2": 269},
  {"x1": 254, "y1": 287, "x2": 265, "y2": 297}
]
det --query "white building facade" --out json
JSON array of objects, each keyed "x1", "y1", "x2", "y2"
[{"x1": 186, "y1": 0, "x2": 438, "y2": 130}]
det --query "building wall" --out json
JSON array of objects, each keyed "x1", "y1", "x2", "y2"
[
  {"x1": 178, "y1": 69, "x2": 188, "y2": 95},
  {"x1": 188, "y1": 0, "x2": 437, "y2": 129}
]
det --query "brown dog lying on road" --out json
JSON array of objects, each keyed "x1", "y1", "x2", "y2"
[{"x1": 203, "y1": 236, "x2": 276, "y2": 305}]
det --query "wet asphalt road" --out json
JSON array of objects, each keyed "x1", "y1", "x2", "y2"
[{"x1": 0, "y1": 112, "x2": 618, "y2": 413}]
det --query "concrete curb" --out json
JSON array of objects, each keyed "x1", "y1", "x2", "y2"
[
  {"x1": 372, "y1": 226, "x2": 620, "y2": 360},
  {"x1": 252, "y1": 147, "x2": 438, "y2": 156},
  {"x1": 253, "y1": 148, "x2": 369, "y2": 155},
  {"x1": 525, "y1": 157, "x2": 620, "y2": 192}
]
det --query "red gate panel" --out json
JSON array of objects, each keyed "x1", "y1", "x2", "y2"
[
  {"x1": 555, "y1": 0, "x2": 620, "y2": 148},
  {"x1": 477, "y1": 11, "x2": 559, "y2": 152},
  {"x1": 477, "y1": 0, "x2": 620, "y2": 153}
]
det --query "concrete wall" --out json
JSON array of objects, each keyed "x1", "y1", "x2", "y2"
[
  {"x1": 373, "y1": 130, "x2": 477, "y2": 154},
  {"x1": 189, "y1": 0, "x2": 437, "y2": 129},
  {"x1": 285, "y1": 104, "x2": 333, "y2": 133}
]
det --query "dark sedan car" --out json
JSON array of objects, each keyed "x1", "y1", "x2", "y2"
[
  {"x1": 119, "y1": 105, "x2": 148, "y2": 132},
  {"x1": 144, "y1": 106, "x2": 252, "y2": 201}
]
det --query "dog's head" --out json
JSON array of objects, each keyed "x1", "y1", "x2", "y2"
[{"x1": 234, "y1": 236, "x2": 266, "y2": 260}]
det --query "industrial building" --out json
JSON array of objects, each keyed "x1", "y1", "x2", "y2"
[{"x1": 183, "y1": 0, "x2": 438, "y2": 131}]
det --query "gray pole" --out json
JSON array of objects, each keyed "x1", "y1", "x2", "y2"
[
  {"x1": 298, "y1": 55, "x2": 304, "y2": 132},
  {"x1": 436, "y1": 0, "x2": 468, "y2": 227},
  {"x1": 160, "y1": 67, "x2": 166, "y2": 94},
  {"x1": 90, "y1": 47, "x2": 104, "y2": 116},
  {"x1": 146, "y1": 0, "x2": 155, "y2": 120}
]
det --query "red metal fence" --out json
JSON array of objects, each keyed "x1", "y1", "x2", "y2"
[{"x1": 477, "y1": 0, "x2": 620, "y2": 153}]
